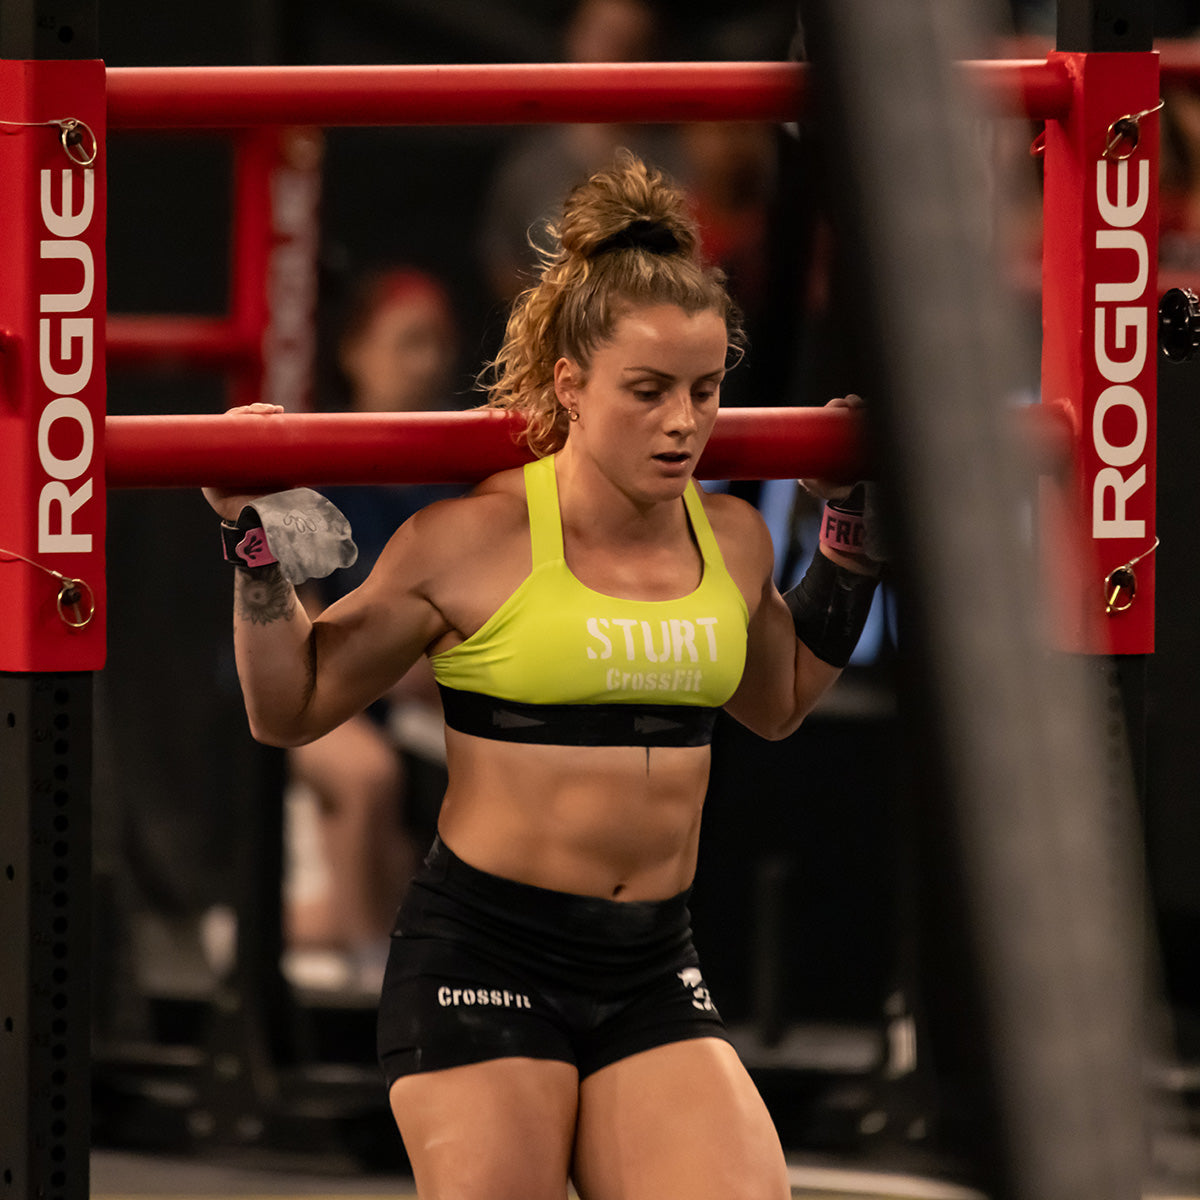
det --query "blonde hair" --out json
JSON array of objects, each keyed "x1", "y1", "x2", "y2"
[{"x1": 483, "y1": 150, "x2": 744, "y2": 455}]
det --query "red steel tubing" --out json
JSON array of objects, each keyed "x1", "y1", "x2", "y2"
[
  {"x1": 105, "y1": 63, "x2": 802, "y2": 128},
  {"x1": 106, "y1": 315, "x2": 259, "y2": 369},
  {"x1": 967, "y1": 57, "x2": 1072, "y2": 119},
  {"x1": 105, "y1": 408, "x2": 867, "y2": 488},
  {"x1": 105, "y1": 405, "x2": 1071, "y2": 490},
  {"x1": 104, "y1": 59, "x2": 1072, "y2": 130},
  {"x1": 1160, "y1": 43, "x2": 1200, "y2": 86}
]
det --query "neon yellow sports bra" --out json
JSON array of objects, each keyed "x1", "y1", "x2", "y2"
[{"x1": 431, "y1": 454, "x2": 749, "y2": 747}]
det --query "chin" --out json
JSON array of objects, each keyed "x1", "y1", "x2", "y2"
[{"x1": 639, "y1": 474, "x2": 691, "y2": 505}]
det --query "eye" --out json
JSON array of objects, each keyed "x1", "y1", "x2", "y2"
[{"x1": 632, "y1": 386, "x2": 663, "y2": 402}]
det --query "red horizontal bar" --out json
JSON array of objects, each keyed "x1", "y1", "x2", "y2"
[
  {"x1": 105, "y1": 63, "x2": 803, "y2": 128},
  {"x1": 964, "y1": 57, "x2": 1072, "y2": 120},
  {"x1": 104, "y1": 59, "x2": 1070, "y2": 131},
  {"x1": 105, "y1": 405, "x2": 1070, "y2": 490},
  {"x1": 1160, "y1": 43, "x2": 1200, "y2": 86},
  {"x1": 107, "y1": 315, "x2": 259, "y2": 369},
  {"x1": 105, "y1": 408, "x2": 869, "y2": 488}
]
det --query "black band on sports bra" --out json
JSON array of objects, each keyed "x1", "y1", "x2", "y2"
[{"x1": 437, "y1": 685, "x2": 719, "y2": 748}]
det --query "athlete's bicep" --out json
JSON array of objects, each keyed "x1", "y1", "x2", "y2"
[
  {"x1": 725, "y1": 575, "x2": 806, "y2": 739},
  {"x1": 299, "y1": 512, "x2": 456, "y2": 735},
  {"x1": 716, "y1": 504, "x2": 840, "y2": 740}
]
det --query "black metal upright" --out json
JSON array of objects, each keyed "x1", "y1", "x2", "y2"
[
  {"x1": 0, "y1": 10, "x2": 100, "y2": 1200},
  {"x1": 0, "y1": 675, "x2": 94, "y2": 1200},
  {"x1": 1057, "y1": 0, "x2": 1153, "y2": 52},
  {"x1": 0, "y1": 0, "x2": 99, "y2": 59},
  {"x1": 795, "y1": 0, "x2": 1150, "y2": 1197}
]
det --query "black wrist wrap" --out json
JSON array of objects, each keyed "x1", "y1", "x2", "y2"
[{"x1": 784, "y1": 552, "x2": 879, "y2": 668}]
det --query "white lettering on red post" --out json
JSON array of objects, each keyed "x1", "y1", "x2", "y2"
[
  {"x1": 38, "y1": 168, "x2": 96, "y2": 554},
  {"x1": 1092, "y1": 159, "x2": 1150, "y2": 540},
  {"x1": 263, "y1": 141, "x2": 320, "y2": 409}
]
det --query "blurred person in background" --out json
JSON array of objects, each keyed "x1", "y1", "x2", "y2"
[
  {"x1": 286, "y1": 267, "x2": 463, "y2": 990},
  {"x1": 479, "y1": 0, "x2": 686, "y2": 303}
]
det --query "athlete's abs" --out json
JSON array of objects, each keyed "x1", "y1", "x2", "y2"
[{"x1": 435, "y1": 729, "x2": 711, "y2": 901}]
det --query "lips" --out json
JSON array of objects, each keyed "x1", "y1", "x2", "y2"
[{"x1": 653, "y1": 451, "x2": 691, "y2": 465}]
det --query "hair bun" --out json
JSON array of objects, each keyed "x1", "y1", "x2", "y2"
[
  {"x1": 592, "y1": 218, "x2": 681, "y2": 258},
  {"x1": 555, "y1": 151, "x2": 697, "y2": 262}
]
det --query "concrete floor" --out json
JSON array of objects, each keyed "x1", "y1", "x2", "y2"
[
  {"x1": 91, "y1": 1144, "x2": 1200, "y2": 1200},
  {"x1": 90, "y1": 1147, "x2": 994, "y2": 1200}
]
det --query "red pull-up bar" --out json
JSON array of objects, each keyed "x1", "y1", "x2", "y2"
[
  {"x1": 103, "y1": 408, "x2": 864, "y2": 489},
  {"x1": 106, "y1": 315, "x2": 259, "y2": 369},
  {"x1": 104, "y1": 405, "x2": 1072, "y2": 490},
  {"x1": 103, "y1": 59, "x2": 1073, "y2": 130}
]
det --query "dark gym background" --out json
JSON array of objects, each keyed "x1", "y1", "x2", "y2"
[{"x1": 89, "y1": 0, "x2": 1200, "y2": 1174}]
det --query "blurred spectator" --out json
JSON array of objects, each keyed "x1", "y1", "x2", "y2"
[
  {"x1": 479, "y1": 0, "x2": 686, "y2": 303},
  {"x1": 682, "y1": 121, "x2": 775, "y2": 317},
  {"x1": 1160, "y1": 81, "x2": 1200, "y2": 284},
  {"x1": 285, "y1": 267, "x2": 462, "y2": 990},
  {"x1": 680, "y1": 119, "x2": 777, "y2": 405}
]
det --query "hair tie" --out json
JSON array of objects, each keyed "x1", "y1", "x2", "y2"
[{"x1": 592, "y1": 219, "x2": 681, "y2": 257}]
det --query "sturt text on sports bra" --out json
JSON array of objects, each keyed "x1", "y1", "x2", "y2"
[{"x1": 431, "y1": 453, "x2": 749, "y2": 747}]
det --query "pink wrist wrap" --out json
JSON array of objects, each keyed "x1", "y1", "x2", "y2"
[
  {"x1": 221, "y1": 522, "x2": 279, "y2": 569},
  {"x1": 819, "y1": 504, "x2": 868, "y2": 558}
]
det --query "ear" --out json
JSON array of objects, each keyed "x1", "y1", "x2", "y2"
[{"x1": 553, "y1": 357, "x2": 582, "y2": 405}]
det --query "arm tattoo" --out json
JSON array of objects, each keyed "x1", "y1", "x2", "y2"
[{"x1": 235, "y1": 565, "x2": 297, "y2": 626}]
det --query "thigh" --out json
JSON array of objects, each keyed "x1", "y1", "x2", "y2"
[
  {"x1": 572, "y1": 1038, "x2": 789, "y2": 1200},
  {"x1": 389, "y1": 1057, "x2": 579, "y2": 1200}
]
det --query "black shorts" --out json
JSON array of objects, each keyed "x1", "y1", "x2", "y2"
[{"x1": 376, "y1": 836, "x2": 728, "y2": 1087}]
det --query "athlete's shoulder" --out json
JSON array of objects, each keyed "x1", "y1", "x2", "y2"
[
  {"x1": 376, "y1": 467, "x2": 528, "y2": 573},
  {"x1": 467, "y1": 463, "x2": 527, "y2": 503},
  {"x1": 408, "y1": 470, "x2": 525, "y2": 549},
  {"x1": 696, "y1": 486, "x2": 770, "y2": 542},
  {"x1": 695, "y1": 486, "x2": 775, "y2": 581}
]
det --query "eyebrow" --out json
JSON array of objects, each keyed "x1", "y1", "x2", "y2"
[{"x1": 622, "y1": 366, "x2": 725, "y2": 380}]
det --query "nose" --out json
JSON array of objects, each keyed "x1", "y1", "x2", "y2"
[{"x1": 664, "y1": 388, "x2": 698, "y2": 436}]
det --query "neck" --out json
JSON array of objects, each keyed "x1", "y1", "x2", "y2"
[{"x1": 552, "y1": 446, "x2": 689, "y2": 546}]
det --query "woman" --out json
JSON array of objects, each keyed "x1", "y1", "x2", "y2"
[{"x1": 206, "y1": 153, "x2": 878, "y2": 1199}]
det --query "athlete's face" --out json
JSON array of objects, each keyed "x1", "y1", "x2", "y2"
[{"x1": 555, "y1": 303, "x2": 727, "y2": 503}]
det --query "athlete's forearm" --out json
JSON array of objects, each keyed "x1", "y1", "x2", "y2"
[{"x1": 232, "y1": 564, "x2": 318, "y2": 746}]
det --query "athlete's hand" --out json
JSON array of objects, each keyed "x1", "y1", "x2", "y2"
[
  {"x1": 201, "y1": 403, "x2": 286, "y2": 522},
  {"x1": 798, "y1": 394, "x2": 863, "y2": 503}
]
